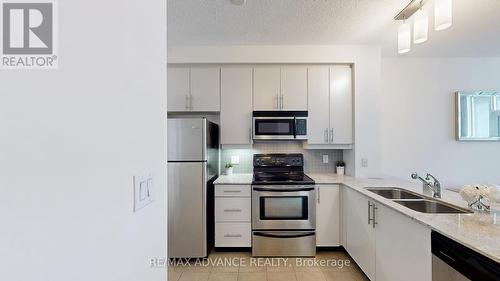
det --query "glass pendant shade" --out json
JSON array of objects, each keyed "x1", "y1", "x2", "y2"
[
  {"x1": 398, "y1": 22, "x2": 411, "y2": 54},
  {"x1": 435, "y1": 0, "x2": 452, "y2": 31},
  {"x1": 413, "y1": 9, "x2": 429, "y2": 44}
]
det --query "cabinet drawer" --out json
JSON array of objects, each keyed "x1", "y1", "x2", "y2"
[
  {"x1": 215, "y1": 223, "x2": 251, "y2": 247},
  {"x1": 215, "y1": 185, "x2": 251, "y2": 197},
  {"x1": 215, "y1": 198, "x2": 251, "y2": 222}
]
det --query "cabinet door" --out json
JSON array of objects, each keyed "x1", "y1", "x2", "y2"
[
  {"x1": 253, "y1": 66, "x2": 281, "y2": 111},
  {"x1": 316, "y1": 185, "x2": 340, "y2": 246},
  {"x1": 167, "y1": 66, "x2": 190, "y2": 111},
  {"x1": 375, "y1": 204, "x2": 432, "y2": 281},
  {"x1": 345, "y1": 188, "x2": 375, "y2": 280},
  {"x1": 329, "y1": 66, "x2": 353, "y2": 144},
  {"x1": 307, "y1": 66, "x2": 330, "y2": 145},
  {"x1": 221, "y1": 67, "x2": 253, "y2": 145},
  {"x1": 190, "y1": 66, "x2": 220, "y2": 111},
  {"x1": 281, "y1": 66, "x2": 308, "y2": 111}
]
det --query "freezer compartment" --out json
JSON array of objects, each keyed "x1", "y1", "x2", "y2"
[
  {"x1": 252, "y1": 231, "x2": 316, "y2": 257},
  {"x1": 167, "y1": 118, "x2": 206, "y2": 161}
]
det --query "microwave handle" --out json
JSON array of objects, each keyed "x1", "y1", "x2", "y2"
[{"x1": 293, "y1": 117, "x2": 297, "y2": 139}]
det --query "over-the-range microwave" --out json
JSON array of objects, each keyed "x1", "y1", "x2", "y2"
[{"x1": 252, "y1": 111, "x2": 308, "y2": 140}]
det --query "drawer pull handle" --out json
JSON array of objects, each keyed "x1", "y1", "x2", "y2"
[
  {"x1": 224, "y1": 209, "x2": 242, "y2": 212},
  {"x1": 223, "y1": 190, "x2": 241, "y2": 193},
  {"x1": 224, "y1": 234, "x2": 242, "y2": 238}
]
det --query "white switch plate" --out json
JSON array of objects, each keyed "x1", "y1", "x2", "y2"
[
  {"x1": 231, "y1": 155, "x2": 240, "y2": 165},
  {"x1": 361, "y1": 159, "x2": 368, "y2": 168},
  {"x1": 322, "y1": 155, "x2": 329, "y2": 164},
  {"x1": 134, "y1": 174, "x2": 153, "y2": 212}
]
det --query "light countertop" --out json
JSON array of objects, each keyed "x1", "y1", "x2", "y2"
[
  {"x1": 213, "y1": 173, "x2": 500, "y2": 263},
  {"x1": 214, "y1": 173, "x2": 253, "y2": 185}
]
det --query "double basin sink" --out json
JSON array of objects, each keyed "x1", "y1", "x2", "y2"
[{"x1": 366, "y1": 188, "x2": 472, "y2": 214}]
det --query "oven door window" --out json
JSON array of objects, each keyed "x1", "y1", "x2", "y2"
[
  {"x1": 260, "y1": 196, "x2": 308, "y2": 220},
  {"x1": 255, "y1": 119, "x2": 294, "y2": 136}
]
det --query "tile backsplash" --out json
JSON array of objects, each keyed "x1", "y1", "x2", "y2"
[{"x1": 221, "y1": 142, "x2": 343, "y2": 174}]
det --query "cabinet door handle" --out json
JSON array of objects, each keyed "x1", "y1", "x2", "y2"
[
  {"x1": 280, "y1": 94, "x2": 284, "y2": 109},
  {"x1": 372, "y1": 204, "x2": 378, "y2": 228},
  {"x1": 368, "y1": 201, "x2": 372, "y2": 225},
  {"x1": 223, "y1": 190, "x2": 241, "y2": 193},
  {"x1": 224, "y1": 234, "x2": 242, "y2": 238},
  {"x1": 276, "y1": 94, "x2": 279, "y2": 109},
  {"x1": 185, "y1": 94, "x2": 190, "y2": 110},
  {"x1": 224, "y1": 209, "x2": 242, "y2": 212},
  {"x1": 249, "y1": 128, "x2": 253, "y2": 143},
  {"x1": 317, "y1": 187, "x2": 320, "y2": 203},
  {"x1": 330, "y1": 129, "x2": 334, "y2": 143},
  {"x1": 324, "y1": 129, "x2": 329, "y2": 143}
]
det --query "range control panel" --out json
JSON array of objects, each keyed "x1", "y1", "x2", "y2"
[{"x1": 253, "y1": 154, "x2": 304, "y2": 167}]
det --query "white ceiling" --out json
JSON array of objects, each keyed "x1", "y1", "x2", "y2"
[{"x1": 167, "y1": 0, "x2": 500, "y2": 57}]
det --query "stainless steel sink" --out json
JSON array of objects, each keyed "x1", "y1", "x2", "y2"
[
  {"x1": 365, "y1": 187, "x2": 473, "y2": 214},
  {"x1": 393, "y1": 199, "x2": 473, "y2": 214},
  {"x1": 366, "y1": 188, "x2": 425, "y2": 200}
]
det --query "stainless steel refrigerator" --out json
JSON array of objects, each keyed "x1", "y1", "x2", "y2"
[{"x1": 167, "y1": 118, "x2": 219, "y2": 258}]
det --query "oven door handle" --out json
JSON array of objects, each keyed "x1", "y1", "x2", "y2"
[
  {"x1": 253, "y1": 232, "x2": 315, "y2": 239},
  {"x1": 253, "y1": 187, "x2": 315, "y2": 192}
]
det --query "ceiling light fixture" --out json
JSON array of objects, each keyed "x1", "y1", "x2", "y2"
[
  {"x1": 394, "y1": 0, "x2": 453, "y2": 54},
  {"x1": 398, "y1": 21, "x2": 411, "y2": 54},
  {"x1": 435, "y1": 0, "x2": 452, "y2": 31},
  {"x1": 413, "y1": 7, "x2": 428, "y2": 44}
]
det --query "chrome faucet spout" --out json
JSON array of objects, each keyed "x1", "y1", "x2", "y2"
[{"x1": 411, "y1": 172, "x2": 442, "y2": 199}]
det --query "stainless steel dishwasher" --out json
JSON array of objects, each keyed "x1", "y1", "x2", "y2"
[{"x1": 431, "y1": 231, "x2": 500, "y2": 281}]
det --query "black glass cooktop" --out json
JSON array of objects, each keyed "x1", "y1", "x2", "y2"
[{"x1": 252, "y1": 171, "x2": 315, "y2": 185}]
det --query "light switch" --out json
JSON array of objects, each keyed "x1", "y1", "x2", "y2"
[
  {"x1": 322, "y1": 155, "x2": 329, "y2": 164},
  {"x1": 231, "y1": 155, "x2": 240, "y2": 165},
  {"x1": 361, "y1": 158, "x2": 368, "y2": 168},
  {"x1": 134, "y1": 174, "x2": 154, "y2": 212},
  {"x1": 140, "y1": 180, "x2": 147, "y2": 200}
]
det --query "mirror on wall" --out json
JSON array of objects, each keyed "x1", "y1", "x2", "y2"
[{"x1": 456, "y1": 91, "x2": 500, "y2": 141}]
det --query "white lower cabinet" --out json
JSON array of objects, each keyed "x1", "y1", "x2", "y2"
[
  {"x1": 375, "y1": 204, "x2": 432, "y2": 281},
  {"x1": 316, "y1": 185, "x2": 340, "y2": 246},
  {"x1": 343, "y1": 187, "x2": 432, "y2": 281},
  {"x1": 344, "y1": 188, "x2": 376, "y2": 280},
  {"x1": 214, "y1": 184, "x2": 251, "y2": 248},
  {"x1": 215, "y1": 223, "x2": 251, "y2": 247}
]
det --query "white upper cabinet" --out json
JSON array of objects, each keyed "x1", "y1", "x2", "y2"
[
  {"x1": 306, "y1": 65, "x2": 353, "y2": 148},
  {"x1": 281, "y1": 66, "x2": 308, "y2": 111},
  {"x1": 330, "y1": 65, "x2": 353, "y2": 144},
  {"x1": 220, "y1": 67, "x2": 253, "y2": 145},
  {"x1": 190, "y1": 66, "x2": 220, "y2": 112},
  {"x1": 307, "y1": 66, "x2": 331, "y2": 144},
  {"x1": 167, "y1": 66, "x2": 190, "y2": 111},
  {"x1": 253, "y1": 66, "x2": 308, "y2": 111},
  {"x1": 316, "y1": 185, "x2": 340, "y2": 247},
  {"x1": 253, "y1": 66, "x2": 281, "y2": 111},
  {"x1": 167, "y1": 65, "x2": 220, "y2": 112}
]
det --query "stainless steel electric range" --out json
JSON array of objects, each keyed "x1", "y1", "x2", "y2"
[{"x1": 251, "y1": 153, "x2": 316, "y2": 257}]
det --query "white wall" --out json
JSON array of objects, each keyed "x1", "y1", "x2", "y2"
[
  {"x1": 168, "y1": 45, "x2": 382, "y2": 178},
  {"x1": 381, "y1": 58, "x2": 500, "y2": 186},
  {"x1": 0, "y1": 1, "x2": 167, "y2": 281}
]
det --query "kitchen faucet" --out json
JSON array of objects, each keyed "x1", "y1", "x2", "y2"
[{"x1": 411, "y1": 172, "x2": 442, "y2": 198}]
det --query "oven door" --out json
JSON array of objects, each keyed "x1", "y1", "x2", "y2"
[
  {"x1": 253, "y1": 117, "x2": 295, "y2": 140},
  {"x1": 252, "y1": 186, "x2": 316, "y2": 230}
]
